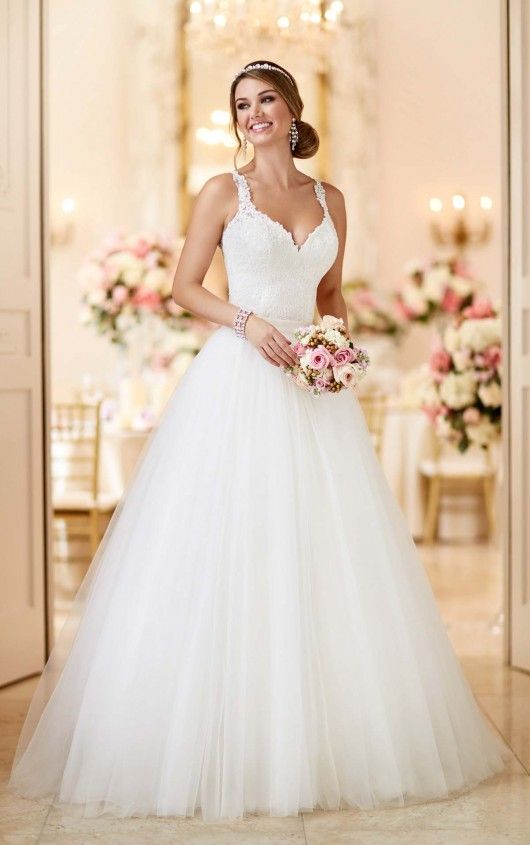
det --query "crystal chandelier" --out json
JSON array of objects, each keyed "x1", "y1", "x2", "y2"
[{"x1": 184, "y1": 0, "x2": 344, "y2": 65}]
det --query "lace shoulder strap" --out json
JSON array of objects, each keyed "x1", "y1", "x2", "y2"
[
  {"x1": 314, "y1": 180, "x2": 329, "y2": 215},
  {"x1": 231, "y1": 170, "x2": 254, "y2": 214}
]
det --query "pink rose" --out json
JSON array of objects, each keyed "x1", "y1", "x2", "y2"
[
  {"x1": 482, "y1": 345, "x2": 502, "y2": 369},
  {"x1": 422, "y1": 403, "x2": 449, "y2": 423},
  {"x1": 476, "y1": 369, "x2": 495, "y2": 382},
  {"x1": 333, "y1": 346, "x2": 355, "y2": 365},
  {"x1": 429, "y1": 345, "x2": 451, "y2": 374},
  {"x1": 131, "y1": 237, "x2": 152, "y2": 259},
  {"x1": 112, "y1": 284, "x2": 129, "y2": 304},
  {"x1": 422, "y1": 404, "x2": 443, "y2": 423},
  {"x1": 145, "y1": 250, "x2": 161, "y2": 269},
  {"x1": 462, "y1": 296, "x2": 495, "y2": 319},
  {"x1": 393, "y1": 299, "x2": 414, "y2": 323},
  {"x1": 292, "y1": 341, "x2": 306, "y2": 357},
  {"x1": 441, "y1": 287, "x2": 463, "y2": 314},
  {"x1": 463, "y1": 407, "x2": 481, "y2": 424},
  {"x1": 314, "y1": 377, "x2": 330, "y2": 391},
  {"x1": 131, "y1": 288, "x2": 161, "y2": 310},
  {"x1": 332, "y1": 363, "x2": 356, "y2": 387},
  {"x1": 309, "y1": 345, "x2": 333, "y2": 370}
]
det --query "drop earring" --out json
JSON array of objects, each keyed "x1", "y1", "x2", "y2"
[
  {"x1": 289, "y1": 117, "x2": 298, "y2": 152},
  {"x1": 242, "y1": 137, "x2": 248, "y2": 157}
]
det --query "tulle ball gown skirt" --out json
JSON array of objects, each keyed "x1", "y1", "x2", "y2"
[{"x1": 9, "y1": 316, "x2": 508, "y2": 822}]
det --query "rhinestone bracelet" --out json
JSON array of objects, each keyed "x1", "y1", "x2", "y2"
[{"x1": 234, "y1": 307, "x2": 253, "y2": 339}]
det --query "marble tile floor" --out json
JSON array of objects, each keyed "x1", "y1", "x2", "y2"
[{"x1": 1, "y1": 541, "x2": 529, "y2": 844}]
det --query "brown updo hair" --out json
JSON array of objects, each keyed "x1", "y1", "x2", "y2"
[{"x1": 229, "y1": 60, "x2": 319, "y2": 165}]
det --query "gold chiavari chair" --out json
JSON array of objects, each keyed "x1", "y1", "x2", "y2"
[
  {"x1": 419, "y1": 438, "x2": 497, "y2": 543},
  {"x1": 357, "y1": 391, "x2": 388, "y2": 460},
  {"x1": 51, "y1": 400, "x2": 119, "y2": 558}
]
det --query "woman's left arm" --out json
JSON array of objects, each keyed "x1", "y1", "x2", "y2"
[{"x1": 315, "y1": 183, "x2": 349, "y2": 330}]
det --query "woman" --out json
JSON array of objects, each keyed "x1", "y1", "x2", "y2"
[{"x1": 9, "y1": 60, "x2": 508, "y2": 823}]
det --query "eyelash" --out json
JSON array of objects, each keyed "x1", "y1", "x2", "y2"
[{"x1": 237, "y1": 96, "x2": 275, "y2": 110}]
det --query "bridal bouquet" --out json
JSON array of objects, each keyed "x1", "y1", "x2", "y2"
[{"x1": 282, "y1": 315, "x2": 370, "y2": 395}]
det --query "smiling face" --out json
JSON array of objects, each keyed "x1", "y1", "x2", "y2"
[{"x1": 234, "y1": 76, "x2": 293, "y2": 149}]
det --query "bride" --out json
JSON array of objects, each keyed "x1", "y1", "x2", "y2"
[{"x1": 9, "y1": 59, "x2": 508, "y2": 823}]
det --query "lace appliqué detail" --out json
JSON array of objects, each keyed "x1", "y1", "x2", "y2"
[{"x1": 220, "y1": 169, "x2": 339, "y2": 323}]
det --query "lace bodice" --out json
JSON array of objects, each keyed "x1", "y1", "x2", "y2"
[{"x1": 220, "y1": 170, "x2": 339, "y2": 324}]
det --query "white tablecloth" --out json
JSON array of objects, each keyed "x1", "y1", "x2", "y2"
[
  {"x1": 380, "y1": 403, "x2": 495, "y2": 541},
  {"x1": 99, "y1": 424, "x2": 152, "y2": 499}
]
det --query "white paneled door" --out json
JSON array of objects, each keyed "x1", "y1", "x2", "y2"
[
  {"x1": 508, "y1": 0, "x2": 530, "y2": 672},
  {"x1": 0, "y1": 1, "x2": 48, "y2": 685}
]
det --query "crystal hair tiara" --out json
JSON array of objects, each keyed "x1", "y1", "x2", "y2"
[{"x1": 232, "y1": 63, "x2": 293, "y2": 84}]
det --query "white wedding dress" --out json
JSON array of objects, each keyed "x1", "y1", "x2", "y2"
[{"x1": 10, "y1": 170, "x2": 508, "y2": 822}]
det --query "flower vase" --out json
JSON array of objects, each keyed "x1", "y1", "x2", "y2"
[{"x1": 115, "y1": 341, "x2": 148, "y2": 430}]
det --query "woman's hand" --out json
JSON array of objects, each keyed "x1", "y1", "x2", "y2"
[{"x1": 244, "y1": 315, "x2": 299, "y2": 369}]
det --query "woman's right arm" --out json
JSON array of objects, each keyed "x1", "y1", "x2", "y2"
[{"x1": 171, "y1": 174, "x2": 298, "y2": 368}]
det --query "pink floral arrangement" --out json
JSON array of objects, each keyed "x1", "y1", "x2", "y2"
[
  {"x1": 282, "y1": 315, "x2": 370, "y2": 395},
  {"x1": 420, "y1": 296, "x2": 502, "y2": 452},
  {"x1": 78, "y1": 229, "x2": 204, "y2": 349},
  {"x1": 342, "y1": 280, "x2": 404, "y2": 337},
  {"x1": 394, "y1": 256, "x2": 476, "y2": 324}
]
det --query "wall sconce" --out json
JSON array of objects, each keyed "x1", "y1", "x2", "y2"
[
  {"x1": 195, "y1": 109, "x2": 237, "y2": 148},
  {"x1": 51, "y1": 197, "x2": 76, "y2": 247},
  {"x1": 428, "y1": 193, "x2": 492, "y2": 256}
]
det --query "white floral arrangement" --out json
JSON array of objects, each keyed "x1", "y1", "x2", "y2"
[
  {"x1": 78, "y1": 230, "x2": 209, "y2": 360},
  {"x1": 421, "y1": 297, "x2": 502, "y2": 452},
  {"x1": 394, "y1": 257, "x2": 476, "y2": 324}
]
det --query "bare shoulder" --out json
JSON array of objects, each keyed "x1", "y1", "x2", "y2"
[
  {"x1": 196, "y1": 171, "x2": 235, "y2": 202},
  {"x1": 320, "y1": 180, "x2": 345, "y2": 210},
  {"x1": 191, "y1": 172, "x2": 237, "y2": 230}
]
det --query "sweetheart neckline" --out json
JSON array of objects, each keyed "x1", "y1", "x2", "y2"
[
  {"x1": 222, "y1": 171, "x2": 335, "y2": 253},
  {"x1": 234, "y1": 170, "x2": 328, "y2": 252}
]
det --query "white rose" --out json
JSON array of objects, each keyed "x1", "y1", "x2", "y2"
[
  {"x1": 421, "y1": 382, "x2": 441, "y2": 408},
  {"x1": 144, "y1": 267, "x2": 169, "y2": 293},
  {"x1": 106, "y1": 252, "x2": 145, "y2": 288},
  {"x1": 402, "y1": 283, "x2": 428, "y2": 315},
  {"x1": 300, "y1": 353, "x2": 313, "y2": 368},
  {"x1": 478, "y1": 381, "x2": 502, "y2": 407},
  {"x1": 459, "y1": 317, "x2": 501, "y2": 352},
  {"x1": 116, "y1": 311, "x2": 137, "y2": 333},
  {"x1": 86, "y1": 287, "x2": 107, "y2": 306},
  {"x1": 452, "y1": 349, "x2": 472, "y2": 372},
  {"x1": 324, "y1": 329, "x2": 346, "y2": 346},
  {"x1": 467, "y1": 417, "x2": 498, "y2": 446},
  {"x1": 435, "y1": 415, "x2": 455, "y2": 439},
  {"x1": 321, "y1": 315, "x2": 344, "y2": 329},
  {"x1": 443, "y1": 324, "x2": 461, "y2": 353},
  {"x1": 448, "y1": 274, "x2": 474, "y2": 297},
  {"x1": 439, "y1": 371, "x2": 476, "y2": 409},
  {"x1": 424, "y1": 267, "x2": 450, "y2": 303}
]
